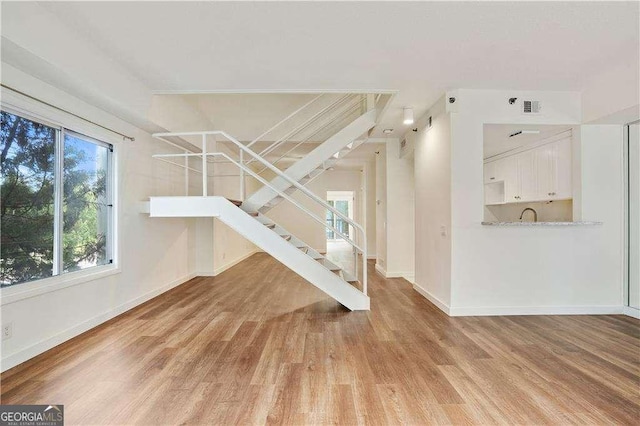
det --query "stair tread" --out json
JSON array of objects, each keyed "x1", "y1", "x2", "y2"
[
  {"x1": 227, "y1": 199, "x2": 243, "y2": 207},
  {"x1": 264, "y1": 223, "x2": 276, "y2": 229}
]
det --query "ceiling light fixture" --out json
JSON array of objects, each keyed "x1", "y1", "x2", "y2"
[
  {"x1": 509, "y1": 129, "x2": 540, "y2": 138},
  {"x1": 383, "y1": 129, "x2": 394, "y2": 134},
  {"x1": 403, "y1": 107, "x2": 414, "y2": 125}
]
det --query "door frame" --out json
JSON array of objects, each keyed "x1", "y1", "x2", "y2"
[{"x1": 623, "y1": 120, "x2": 640, "y2": 318}]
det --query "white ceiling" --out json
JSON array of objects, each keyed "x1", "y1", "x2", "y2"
[
  {"x1": 9, "y1": 1, "x2": 640, "y2": 137},
  {"x1": 483, "y1": 124, "x2": 573, "y2": 159}
]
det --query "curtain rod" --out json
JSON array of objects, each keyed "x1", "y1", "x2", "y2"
[{"x1": 1, "y1": 83, "x2": 135, "y2": 141}]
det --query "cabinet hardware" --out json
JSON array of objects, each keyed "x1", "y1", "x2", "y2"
[{"x1": 490, "y1": 177, "x2": 495, "y2": 180}]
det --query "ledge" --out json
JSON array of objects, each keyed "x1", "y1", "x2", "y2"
[{"x1": 481, "y1": 221, "x2": 603, "y2": 226}]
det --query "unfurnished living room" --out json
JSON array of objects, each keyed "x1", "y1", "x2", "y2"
[{"x1": 0, "y1": 1, "x2": 639, "y2": 425}]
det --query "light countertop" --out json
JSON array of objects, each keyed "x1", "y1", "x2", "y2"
[{"x1": 481, "y1": 221, "x2": 603, "y2": 226}]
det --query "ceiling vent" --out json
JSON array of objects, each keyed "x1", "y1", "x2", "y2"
[{"x1": 522, "y1": 100, "x2": 541, "y2": 114}]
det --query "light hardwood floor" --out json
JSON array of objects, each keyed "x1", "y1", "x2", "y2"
[{"x1": 1, "y1": 253, "x2": 639, "y2": 425}]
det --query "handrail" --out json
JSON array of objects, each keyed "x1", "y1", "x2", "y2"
[
  {"x1": 248, "y1": 93, "x2": 355, "y2": 163},
  {"x1": 153, "y1": 131, "x2": 364, "y2": 236},
  {"x1": 246, "y1": 93, "x2": 325, "y2": 148},
  {"x1": 152, "y1": 151, "x2": 362, "y2": 251},
  {"x1": 257, "y1": 99, "x2": 364, "y2": 174}
]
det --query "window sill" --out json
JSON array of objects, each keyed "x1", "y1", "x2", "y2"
[{"x1": 0, "y1": 265, "x2": 121, "y2": 306}]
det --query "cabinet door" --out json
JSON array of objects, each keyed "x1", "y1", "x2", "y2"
[
  {"x1": 502, "y1": 156, "x2": 520, "y2": 202},
  {"x1": 484, "y1": 161, "x2": 497, "y2": 184},
  {"x1": 517, "y1": 150, "x2": 538, "y2": 201},
  {"x1": 553, "y1": 138, "x2": 572, "y2": 199},
  {"x1": 537, "y1": 143, "x2": 555, "y2": 199}
]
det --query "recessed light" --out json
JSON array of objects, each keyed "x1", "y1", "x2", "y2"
[
  {"x1": 383, "y1": 129, "x2": 393, "y2": 134},
  {"x1": 403, "y1": 107, "x2": 414, "y2": 125}
]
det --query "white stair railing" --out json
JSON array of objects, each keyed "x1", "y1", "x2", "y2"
[{"x1": 153, "y1": 130, "x2": 368, "y2": 295}]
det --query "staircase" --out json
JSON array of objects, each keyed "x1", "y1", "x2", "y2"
[
  {"x1": 149, "y1": 93, "x2": 381, "y2": 311},
  {"x1": 242, "y1": 109, "x2": 375, "y2": 214}
]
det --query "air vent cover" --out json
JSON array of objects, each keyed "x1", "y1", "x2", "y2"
[{"x1": 523, "y1": 100, "x2": 541, "y2": 114}]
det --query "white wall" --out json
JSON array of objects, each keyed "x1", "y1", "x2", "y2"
[
  {"x1": 413, "y1": 97, "x2": 452, "y2": 308},
  {"x1": 0, "y1": 67, "x2": 199, "y2": 371},
  {"x1": 1, "y1": 2, "x2": 157, "y2": 132},
  {"x1": 448, "y1": 89, "x2": 623, "y2": 315},
  {"x1": 364, "y1": 157, "x2": 377, "y2": 258},
  {"x1": 375, "y1": 146, "x2": 387, "y2": 271},
  {"x1": 582, "y1": 55, "x2": 640, "y2": 124},
  {"x1": 383, "y1": 140, "x2": 415, "y2": 280}
]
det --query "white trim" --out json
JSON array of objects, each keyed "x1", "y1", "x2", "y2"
[
  {"x1": 448, "y1": 305, "x2": 624, "y2": 317},
  {"x1": 623, "y1": 306, "x2": 640, "y2": 319},
  {"x1": 152, "y1": 89, "x2": 399, "y2": 95},
  {"x1": 384, "y1": 270, "x2": 414, "y2": 279},
  {"x1": 412, "y1": 283, "x2": 451, "y2": 315},
  {"x1": 1, "y1": 266, "x2": 120, "y2": 306},
  {"x1": 374, "y1": 263, "x2": 387, "y2": 277},
  {"x1": 374, "y1": 264, "x2": 414, "y2": 280},
  {"x1": 403, "y1": 274, "x2": 415, "y2": 284},
  {"x1": 1, "y1": 272, "x2": 197, "y2": 372},
  {"x1": 212, "y1": 249, "x2": 258, "y2": 276}
]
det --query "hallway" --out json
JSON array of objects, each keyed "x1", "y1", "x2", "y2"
[{"x1": 1, "y1": 253, "x2": 638, "y2": 425}]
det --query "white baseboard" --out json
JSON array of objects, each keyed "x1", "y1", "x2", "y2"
[
  {"x1": 623, "y1": 306, "x2": 640, "y2": 319},
  {"x1": 411, "y1": 283, "x2": 625, "y2": 317},
  {"x1": 412, "y1": 283, "x2": 451, "y2": 315},
  {"x1": 374, "y1": 264, "x2": 414, "y2": 283},
  {"x1": 1, "y1": 272, "x2": 197, "y2": 373},
  {"x1": 402, "y1": 274, "x2": 415, "y2": 284},
  {"x1": 212, "y1": 249, "x2": 258, "y2": 276},
  {"x1": 448, "y1": 305, "x2": 624, "y2": 317}
]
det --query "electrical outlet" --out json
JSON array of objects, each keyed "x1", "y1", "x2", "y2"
[{"x1": 2, "y1": 322, "x2": 13, "y2": 340}]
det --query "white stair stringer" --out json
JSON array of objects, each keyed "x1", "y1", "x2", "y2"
[
  {"x1": 254, "y1": 138, "x2": 366, "y2": 214},
  {"x1": 243, "y1": 109, "x2": 376, "y2": 213},
  {"x1": 149, "y1": 196, "x2": 369, "y2": 311}
]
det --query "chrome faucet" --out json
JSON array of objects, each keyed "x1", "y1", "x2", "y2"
[{"x1": 519, "y1": 207, "x2": 538, "y2": 222}]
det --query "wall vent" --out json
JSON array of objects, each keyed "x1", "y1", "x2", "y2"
[{"x1": 522, "y1": 100, "x2": 541, "y2": 114}]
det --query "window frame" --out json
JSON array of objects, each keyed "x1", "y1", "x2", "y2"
[{"x1": 0, "y1": 102, "x2": 119, "y2": 304}]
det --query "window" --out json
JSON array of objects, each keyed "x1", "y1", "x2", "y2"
[
  {"x1": 1, "y1": 110, "x2": 113, "y2": 287},
  {"x1": 325, "y1": 199, "x2": 351, "y2": 240}
]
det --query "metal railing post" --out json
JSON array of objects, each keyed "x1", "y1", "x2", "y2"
[
  {"x1": 202, "y1": 134, "x2": 207, "y2": 196},
  {"x1": 239, "y1": 149, "x2": 245, "y2": 200},
  {"x1": 363, "y1": 233, "x2": 368, "y2": 295},
  {"x1": 184, "y1": 149, "x2": 189, "y2": 196}
]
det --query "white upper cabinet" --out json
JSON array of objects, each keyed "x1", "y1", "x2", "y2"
[
  {"x1": 517, "y1": 150, "x2": 538, "y2": 201},
  {"x1": 553, "y1": 138, "x2": 573, "y2": 199},
  {"x1": 484, "y1": 136, "x2": 572, "y2": 205},
  {"x1": 484, "y1": 161, "x2": 497, "y2": 184},
  {"x1": 536, "y1": 138, "x2": 572, "y2": 200}
]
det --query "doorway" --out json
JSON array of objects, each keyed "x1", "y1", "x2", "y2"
[
  {"x1": 326, "y1": 191, "x2": 355, "y2": 271},
  {"x1": 625, "y1": 121, "x2": 640, "y2": 317}
]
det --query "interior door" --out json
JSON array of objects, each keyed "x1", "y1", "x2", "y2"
[{"x1": 628, "y1": 122, "x2": 639, "y2": 310}]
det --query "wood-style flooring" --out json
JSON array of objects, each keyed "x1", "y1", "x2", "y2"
[{"x1": 1, "y1": 253, "x2": 639, "y2": 425}]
